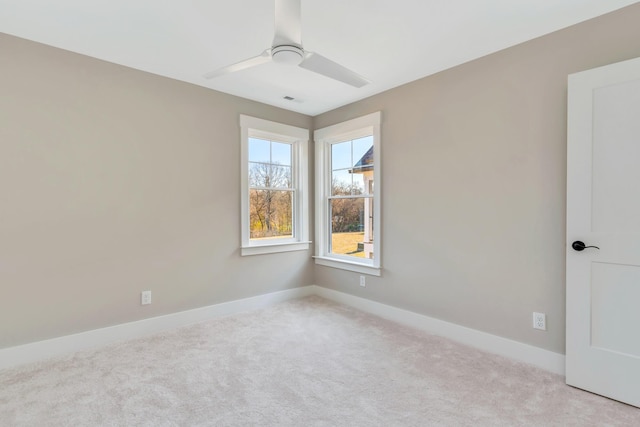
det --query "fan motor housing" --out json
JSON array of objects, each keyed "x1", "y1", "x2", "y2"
[{"x1": 272, "y1": 45, "x2": 304, "y2": 65}]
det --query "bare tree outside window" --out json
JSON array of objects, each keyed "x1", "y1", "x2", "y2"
[
  {"x1": 330, "y1": 178, "x2": 363, "y2": 233},
  {"x1": 248, "y1": 139, "x2": 294, "y2": 240}
]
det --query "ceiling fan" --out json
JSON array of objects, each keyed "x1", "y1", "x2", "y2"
[{"x1": 203, "y1": 0, "x2": 370, "y2": 88}]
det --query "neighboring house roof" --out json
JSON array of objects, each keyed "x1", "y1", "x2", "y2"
[{"x1": 349, "y1": 147, "x2": 373, "y2": 174}]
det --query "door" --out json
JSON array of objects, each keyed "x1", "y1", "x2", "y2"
[{"x1": 566, "y1": 56, "x2": 640, "y2": 408}]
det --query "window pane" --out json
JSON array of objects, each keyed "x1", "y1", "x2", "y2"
[
  {"x1": 271, "y1": 142, "x2": 292, "y2": 166},
  {"x1": 352, "y1": 173, "x2": 366, "y2": 195},
  {"x1": 350, "y1": 137, "x2": 373, "y2": 196},
  {"x1": 330, "y1": 197, "x2": 374, "y2": 259},
  {"x1": 249, "y1": 163, "x2": 291, "y2": 188},
  {"x1": 250, "y1": 190, "x2": 293, "y2": 239},
  {"x1": 331, "y1": 169, "x2": 352, "y2": 196},
  {"x1": 270, "y1": 165, "x2": 291, "y2": 188},
  {"x1": 352, "y1": 136, "x2": 373, "y2": 168},
  {"x1": 249, "y1": 138, "x2": 270, "y2": 163},
  {"x1": 331, "y1": 141, "x2": 352, "y2": 170}
]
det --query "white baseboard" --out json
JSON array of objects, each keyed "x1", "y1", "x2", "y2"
[
  {"x1": 0, "y1": 284, "x2": 565, "y2": 376},
  {"x1": 0, "y1": 286, "x2": 315, "y2": 371},
  {"x1": 311, "y1": 285, "x2": 566, "y2": 376}
]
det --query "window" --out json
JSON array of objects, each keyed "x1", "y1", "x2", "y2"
[
  {"x1": 314, "y1": 112, "x2": 381, "y2": 275},
  {"x1": 240, "y1": 115, "x2": 310, "y2": 256}
]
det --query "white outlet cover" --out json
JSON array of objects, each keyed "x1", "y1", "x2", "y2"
[
  {"x1": 533, "y1": 312, "x2": 546, "y2": 330},
  {"x1": 141, "y1": 291, "x2": 152, "y2": 305}
]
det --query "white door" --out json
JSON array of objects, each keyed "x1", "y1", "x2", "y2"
[{"x1": 566, "y1": 56, "x2": 640, "y2": 408}]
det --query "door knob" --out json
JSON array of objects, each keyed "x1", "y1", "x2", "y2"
[{"x1": 572, "y1": 241, "x2": 600, "y2": 251}]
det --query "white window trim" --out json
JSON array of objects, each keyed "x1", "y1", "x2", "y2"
[
  {"x1": 314, "y1": 111, "x2": 382, "y2": 276},
  {"x1": 240, "y1": 115, "x2": 310, "y2": 256}
]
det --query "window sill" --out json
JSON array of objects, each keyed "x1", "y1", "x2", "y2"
[
  {"x1": 241, "y1": 241, "x2": 311, "y2": 256},
  {"x1": 313, "y1": 256, "x2": 382, "y2": 276}
]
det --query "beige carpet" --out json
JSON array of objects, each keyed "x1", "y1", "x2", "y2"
[{"x1": 1, "y1": 296, "x2": 638, "y2": 426}]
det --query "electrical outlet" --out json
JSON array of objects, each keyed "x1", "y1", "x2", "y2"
[
  {"x1": 141, "y1": 291, "x2": 152, "y2": 305},
  {"x1": 533, "y1": 312, "x2": 546, "y2": 330},
  {"x1": 359, "y1": 275, "x2": 366, "y2": 287}
]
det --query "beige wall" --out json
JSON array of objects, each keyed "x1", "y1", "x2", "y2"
[
  {"x1": 313, "y1": 4, "x2": 640, "y2": 354},
  {"x1": 0, "y1": 34, "x2": 314, "y2": 349}
]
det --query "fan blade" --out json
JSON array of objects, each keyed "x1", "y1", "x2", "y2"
[
  {"x1": 203, "y1": 50, "x2": 272, "y2": 79},
  {"x1": 299, "y1": 52, "x2": 370, "y2": 88},
  {"x1": 273, "y1": 0, "x2": 302, "y2": 47}
]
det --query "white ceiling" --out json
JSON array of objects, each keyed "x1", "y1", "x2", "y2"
[{"x1": 1, "y1": 0, "x2": 637, "y2": 115}]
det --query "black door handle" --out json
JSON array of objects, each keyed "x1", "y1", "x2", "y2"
[{"x1": 572, "y1": 241, "x2": 600, "y2": 251}]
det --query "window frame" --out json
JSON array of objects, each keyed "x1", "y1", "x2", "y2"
[
  {"x1": 314, "y1": 112, "x2": 382, "y2": 276},
  {"x1": 240, "y1": 115, "x2": 310, "y2": 256}
]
